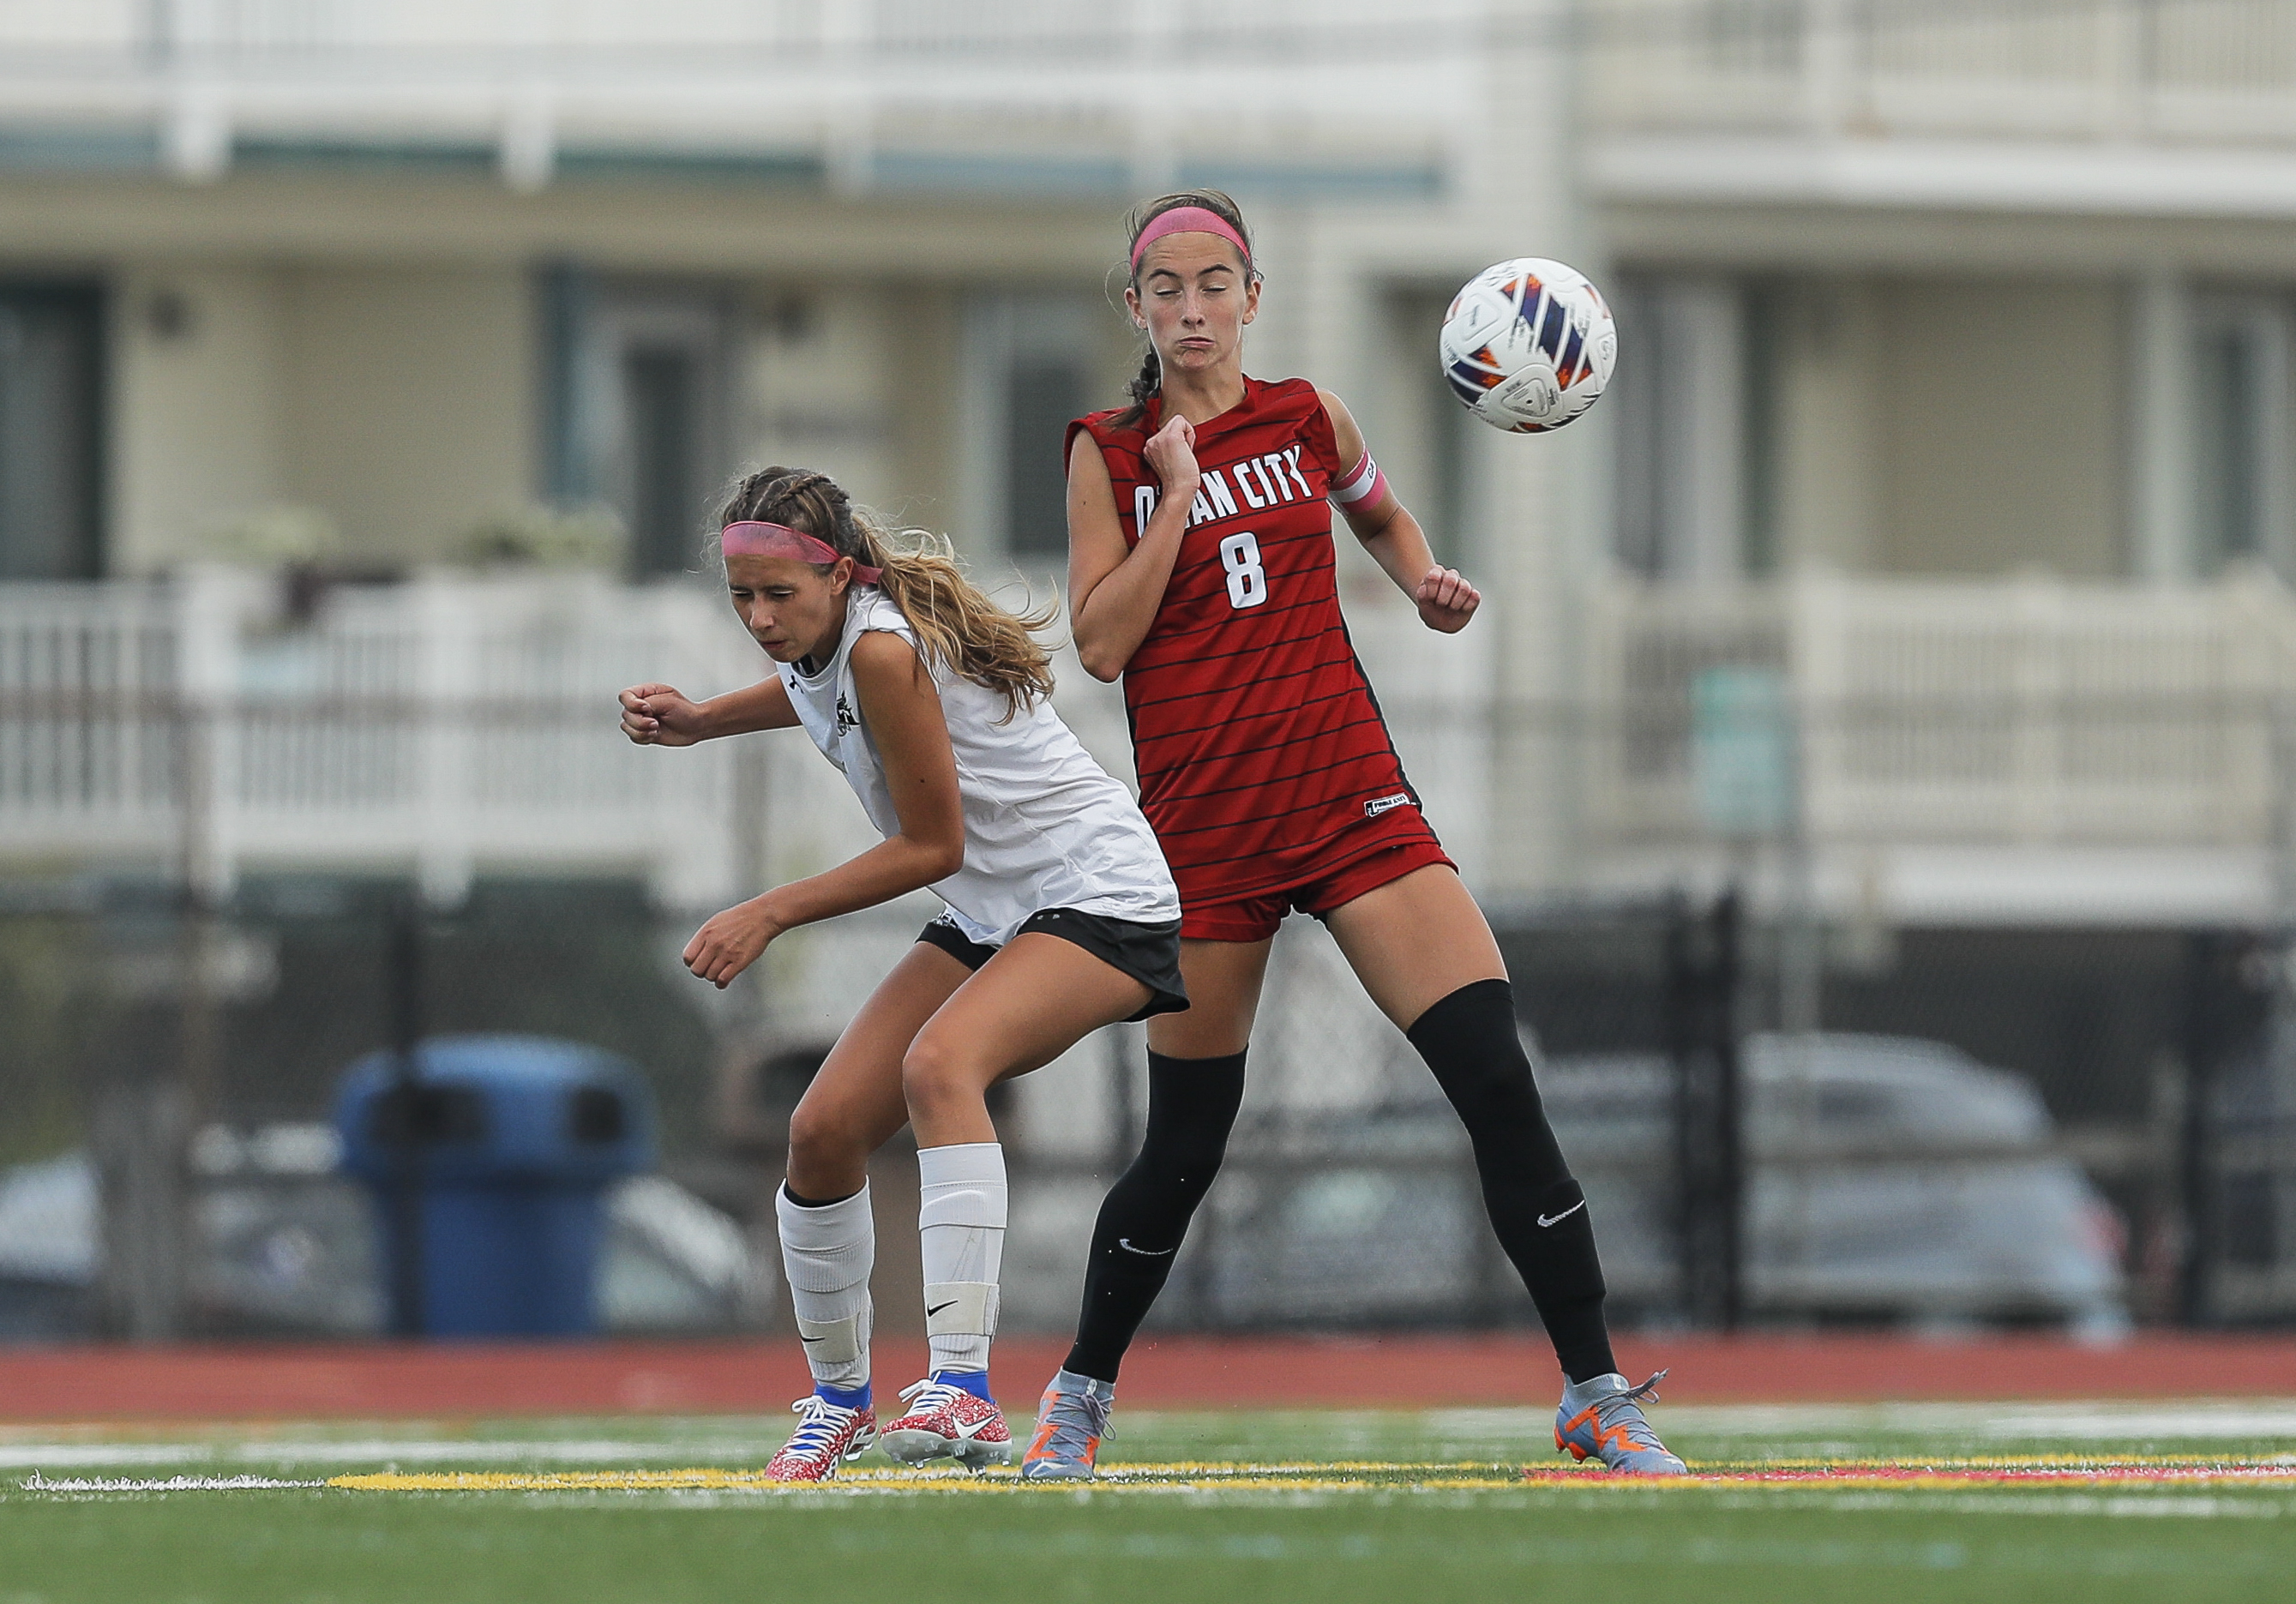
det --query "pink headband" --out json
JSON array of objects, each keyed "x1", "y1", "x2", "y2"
[
  {"x1": 1130, "y1": 206, "x2": 1252, "y2": 273},
  {"x1": 721, "y1": 521, "x2": 883, "y2": 584}
]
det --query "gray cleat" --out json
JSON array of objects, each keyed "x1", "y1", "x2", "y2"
[
  {"x1": 1019, "y1": 1367, "x2": 1115, "y2": 1481},
  {"x1": 1554, "y1": 1370, "x2": 1688, "y2": 1475}
]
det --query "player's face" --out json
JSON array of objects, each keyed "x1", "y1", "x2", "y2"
[
  {"x1": 1127, "y1": 235, "x2": 1257, "y2": 379},
  {"x1": 725, "y1": 552, "x2": 848, "y2": 663}
]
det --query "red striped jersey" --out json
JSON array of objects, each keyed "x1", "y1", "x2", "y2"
[{"x1": 1068, "y1": 375, "x2": 1440, "y2": 910}]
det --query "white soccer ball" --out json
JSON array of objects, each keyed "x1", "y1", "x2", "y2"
[{"x1": 1439, "y1": 258, "x2": 1616, "y2": 434}]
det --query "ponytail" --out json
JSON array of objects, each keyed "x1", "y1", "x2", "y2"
[{"x1": 717, "y1": 467, "x2": 1055, "y2": 720}]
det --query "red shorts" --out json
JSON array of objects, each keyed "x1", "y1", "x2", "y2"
[{"x1": 1179, "y1": 836, "x2": 1457, "y2": 943}]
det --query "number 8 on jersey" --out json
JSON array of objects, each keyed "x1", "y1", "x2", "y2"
[{"x1": 1219, "y1": 531, "x2": 1266, "y2": 610}]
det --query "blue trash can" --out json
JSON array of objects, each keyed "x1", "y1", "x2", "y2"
[{"x1": 335, "y1": 1035, "x2": 655, "y2": 1338}]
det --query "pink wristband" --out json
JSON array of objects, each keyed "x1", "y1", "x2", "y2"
[{"x1": 1331, "y1": 452, "x2": 1385, "y2": 507}]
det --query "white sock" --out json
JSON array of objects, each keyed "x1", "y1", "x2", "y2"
[
  {"x1": 776, "y1": 1182, "x2": 875, "y2": 1397},
  {"x1": 916, "y1": 1142, "x2": 1006, "y2": 1375}
]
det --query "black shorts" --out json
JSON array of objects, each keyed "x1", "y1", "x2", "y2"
[{"x1": 917, "y1": 908, "x2": 1188, "y2": 1022}]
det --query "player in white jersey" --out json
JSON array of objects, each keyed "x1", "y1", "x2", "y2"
[{"x1": 620, "y1": 466, "x2": 1183, "y2": 1481}]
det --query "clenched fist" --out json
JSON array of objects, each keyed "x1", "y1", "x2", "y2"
[
  {"x1": 620, "y1": 683, "x2": 708, "y2": 746},
  {"x1": 1415, "y1": 567, "x2": 1481, "y2": 634}
]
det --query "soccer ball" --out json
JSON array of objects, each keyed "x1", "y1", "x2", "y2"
[{"x1": 1439, "y1": 258, "x2": 1616, "y2": 433}]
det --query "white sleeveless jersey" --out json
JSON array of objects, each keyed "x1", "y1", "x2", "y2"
[{"x1": 778, "y1": 586, "x2": 1179, "y2": 946}]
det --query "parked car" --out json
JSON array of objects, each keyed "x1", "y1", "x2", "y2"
[
  {"x1": 1541, "y1": 1033, "x2": 2128, "y2": 1328},
  {"x1": 1157, "y1": 1032, "x2": 2125, "y2": 1332}
]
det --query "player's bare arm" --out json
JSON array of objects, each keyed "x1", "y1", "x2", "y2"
[
  {"x1": 1068, "y1": 419, "x2": 1199, "y2": 681},
  {"x1": 1319, "y1": 388, "x2": 1481, "y2": 636},
  {"x1": 682, "y1": 633, "x2": 965, "y2": 988},
  {"x1": 618, "y1": 675, "x2": 799, "y2": 745}
]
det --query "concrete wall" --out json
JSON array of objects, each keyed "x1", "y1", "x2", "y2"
[
  {"x1": 1762, "y1": 273, "x2": 2126, "y2": 580},
  {"x1": 111, "y1": 265, "x2": 291, "y2": 574},
  {"x1": 279, "y1": 267, "x2": 533, "y2": 564},
  {"x1": 110, "y1": 261, "x2": 534, "y2": 572},
  {"x1": 1774, "y1": 279, "x2": 1884, "y2": 572},
  {"x1": 1875, "y1": 279, "x2": 2123, "y2": 579}
]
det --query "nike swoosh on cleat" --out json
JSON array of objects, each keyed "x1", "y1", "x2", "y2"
[
  {"x1": 926, "y1": 1301, "x2": 959, "y2": 1317},
  {"x1": 1117, "y1": 1239, "x2": 1176, "y2": 1256},
  {"x1": 1537, "y1": 1200, "x2": 1587, "y2": 1228}
]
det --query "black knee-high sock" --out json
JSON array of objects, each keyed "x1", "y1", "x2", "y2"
[
  {"x1": 1407, "y1": 978, "x2": 1617, "y2": 1384},
  {"x1": 1064, "y1": 1049, "x2": 1247, "y2": 1384}
]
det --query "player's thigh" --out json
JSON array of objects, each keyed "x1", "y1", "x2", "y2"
[
  {"x1": 1145, "y1": 936, "x2": 1274, "y2": 1059},
  {"x1": 793, "y1": 940, "x2": 976, "y2": 1155},
  {"x1": 1322, "y1": 864, "x2": 1506, "y2": 1033},
  {"x1": 911, "y1": 931, "x2": 1152, "y2": 1090}
]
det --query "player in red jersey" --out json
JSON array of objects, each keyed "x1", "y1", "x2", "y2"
[{"x1": 1019, "y1": 190, "x2": 1684, "y2": 1481}]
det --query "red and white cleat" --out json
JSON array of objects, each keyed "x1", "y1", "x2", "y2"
[
  {"x1": 764, "y1": 1394, "x2": 879, "y2": 1482},
  {"x1": 878, "y1": 1376, "x2": 1013, "y2": 1471}
]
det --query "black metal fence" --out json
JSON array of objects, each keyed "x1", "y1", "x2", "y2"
[{"x1": 3, "y1": 874, "x2": 2295, "y2": 1341}]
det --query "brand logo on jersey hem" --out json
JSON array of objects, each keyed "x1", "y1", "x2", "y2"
[{"x1": 1364, "y1": 793, "x2": 1413, "y2": 818}]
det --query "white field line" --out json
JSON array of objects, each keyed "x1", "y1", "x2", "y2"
[
  {"x1": 20, "y1": 1473, "x2": 324, "y2": 1493},
  {"x1": 0, "y1": 1439, "x2": 759, "y2": 1469}
]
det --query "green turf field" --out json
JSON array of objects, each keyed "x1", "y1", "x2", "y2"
[{"x1": 3, "y1": 1402, "x2": 2293, "y2": 1603}]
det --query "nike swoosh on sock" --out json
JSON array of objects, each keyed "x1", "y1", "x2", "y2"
[
  {"x1": 1117, "y1": 1239, "x2": 1177, "y2": 1256},
  {"x1": 1537, "y1": 1200, "x2": 1588, "y2": 1228},
  {"x1": 926, "y1": 1301, "x2": 959, "y2": 1317}
]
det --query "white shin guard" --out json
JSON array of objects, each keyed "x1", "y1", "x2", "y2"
[
  {"x1": 776, "y1": 1181, "x2": 875, "y2": 1393},
  {"x1": 916, "y1": 1143, "x2": 1007, "y2": 1374}
]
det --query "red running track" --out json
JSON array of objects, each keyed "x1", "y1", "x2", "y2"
[{"x1": 0, "y1": 1332, "x2": 2291, "y2": 1421}]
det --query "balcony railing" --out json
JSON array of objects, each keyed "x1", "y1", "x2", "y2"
[
  {"x1": 0, "y1": 0, "x2": 1479, "y2": 189},
  {"x1": 0, "y1": 570, "x2": 770, "y2": 906},
  {"x1": 1582, "y1": 568, "x2": 2296, "y2": 858},
  {"x1": 1586, "y1": 0, "x2": 2296, "y2": 145},
  {"x1": 12, "y1": 568, "x2": 2296, "y2": 919}
]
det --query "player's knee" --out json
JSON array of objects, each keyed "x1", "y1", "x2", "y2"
[
  {"x1": 899, "y1": 1033, "x2": 981, "y2": 1123},
  {"x1": 1434, "y1": 1049, "x2": 1542, "y2": 1134},
  {"x1": 784, "y1": 1100, "x2": 867, "y2": 1182}
]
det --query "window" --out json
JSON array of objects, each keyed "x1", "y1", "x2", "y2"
[
  {"x1": 1004, "y1": 353, "x2": 1087, "y2": 560},
  {"x1": 621, "y1": 344, "x2": 700, "y2": 577},
  {"x1": 0, "y1": 283, "x2": 103, "y2": 578},
  {"x1": 2191, "y1": 297, "x2": 2291, "y2": 579},
  {"x1": 1609, "y1": 274, "x2": 1748, "y2": 583},
  {"x1": 537, "y1": 266, "x2": 731, "y2": 578},
  {"x1": 1389, "y1": 287, "x2": 1470, "y2": 570},
  {"x1": 963, "y1": 294, "x2": 1097, "y2": 567}
]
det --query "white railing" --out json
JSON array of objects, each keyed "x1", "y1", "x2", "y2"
[
  {"x1": 0, "y1": 569, "x2": 778, "y2": 906},
  {"x1": 1582, "y1": 568, "x2": 2296, "y2": 853},
  {"x1": 19, "y1": 566, "x2": 2296, "y2": 916},
  {"x1": 0, "y1": 568, "x2": 1494, "y2": 915},
  {"x1": 0, "y1": 0, "x2": 1481, "y2": 189},
  {"x1": 1586, "y1": 0, "x2": 2296, "y2": 145}
]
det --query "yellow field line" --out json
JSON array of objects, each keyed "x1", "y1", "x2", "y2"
[{"x1": 327, "y1": 1458, "x2": 2296, "y2": 1495}]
